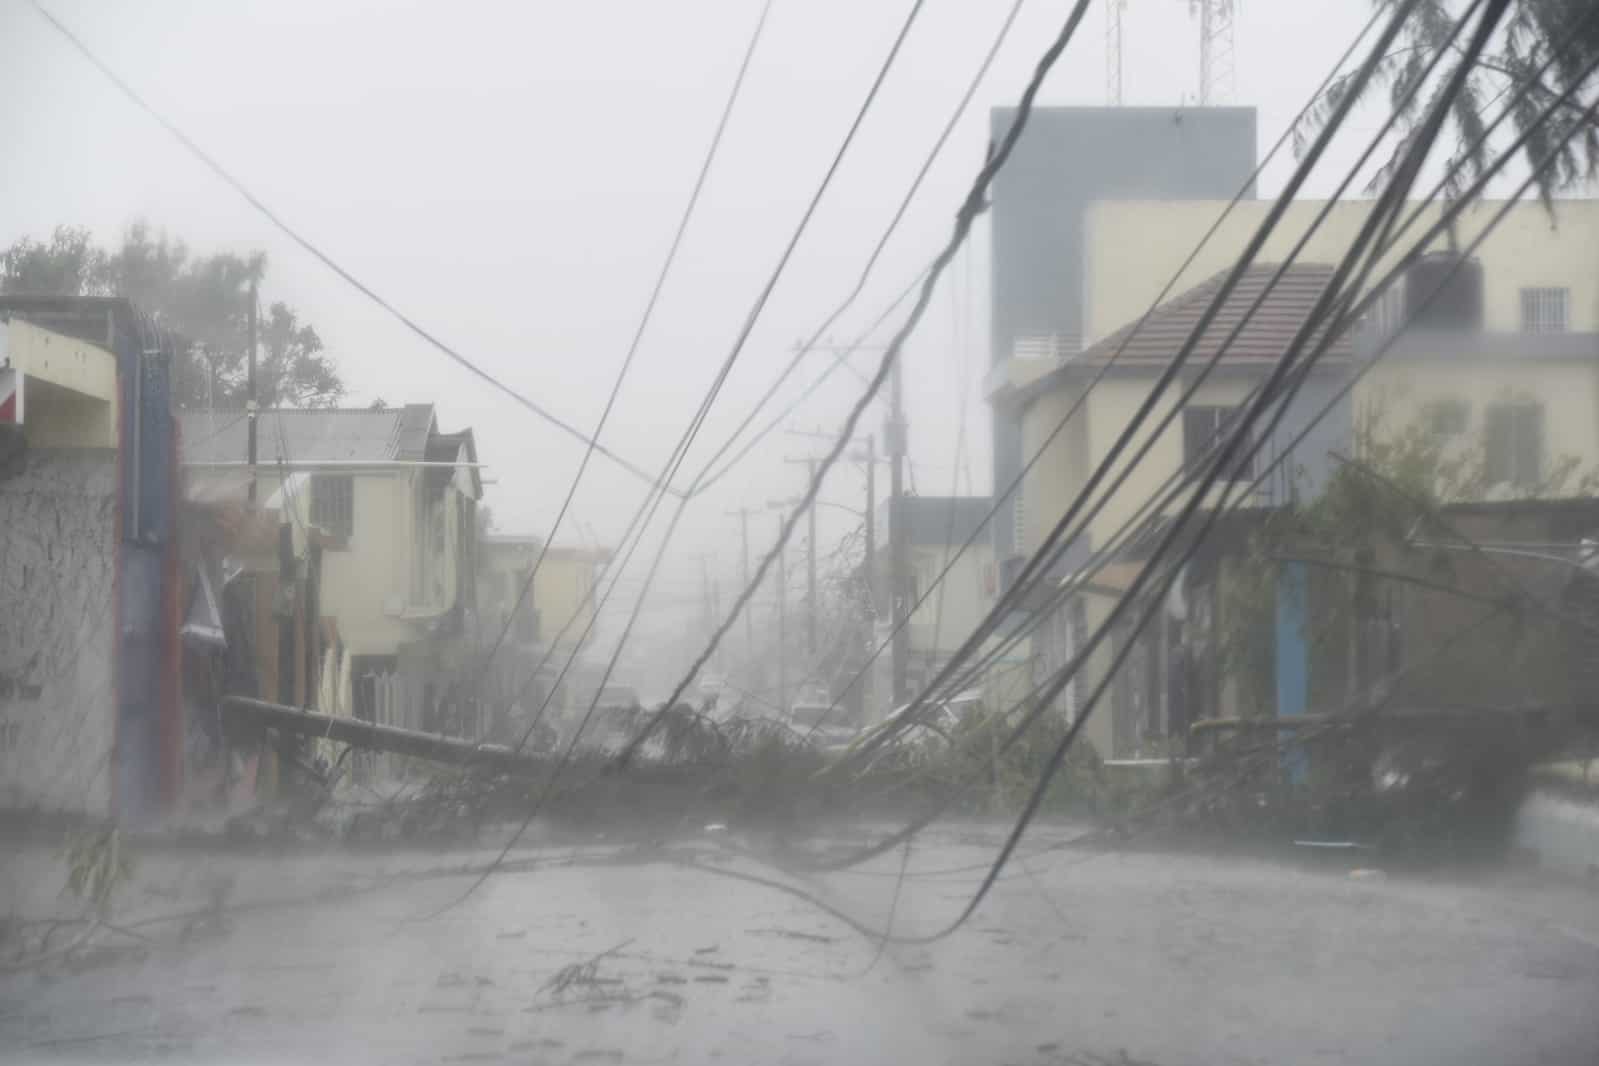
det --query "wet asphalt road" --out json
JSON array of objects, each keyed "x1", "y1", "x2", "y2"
[{"x1": 3, "y1": 823, "x2": 1598, "y2": 1065}]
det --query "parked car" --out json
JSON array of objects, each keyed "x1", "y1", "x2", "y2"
[
  {"x1": 786, "y1": 692, "x2": 856, "y2": 752},
  {"x1": 841, "y1": 688, "x2": 988, "y2": 771}
]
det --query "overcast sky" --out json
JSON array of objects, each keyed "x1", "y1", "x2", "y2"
[{"x1": 3, "y1": 0, "x2": 1383, "y2": 674}]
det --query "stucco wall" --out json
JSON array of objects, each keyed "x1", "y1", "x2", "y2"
[
  {"x1": 1017, "y1": 383, "x2": 1091, "y2": 556},
  {"x1": 1358, "y1": 355, "x2": 1599, "y2": 485},
  {"x1": 0, "y1": 449, "x2": 117, "y2": 815}
]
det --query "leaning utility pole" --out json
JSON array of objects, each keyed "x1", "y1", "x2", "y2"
[{"x1": 246, "y1": 280, "x2": 259, "y2": 505}]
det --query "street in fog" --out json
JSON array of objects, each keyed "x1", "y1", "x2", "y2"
[{"x1": 4, "y1": 824, "x2": 1598, "y2": 1065}]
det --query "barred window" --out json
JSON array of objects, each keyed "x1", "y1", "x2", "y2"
[
  {"x1": 310, "y1": 475, "x2": 354, "y2": 539},
  {"x1": 1520, "y1": 287, "x2": 1568, "y2": 334}
]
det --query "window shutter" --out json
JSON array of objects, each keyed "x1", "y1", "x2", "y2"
[{"x1": 1484, "y1": 405, "x2": 1512, "y2": 485}]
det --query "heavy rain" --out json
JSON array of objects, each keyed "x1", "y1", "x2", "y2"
[{"x1": 2, "y1": 2, "x2": 1599, "y2": 1063}]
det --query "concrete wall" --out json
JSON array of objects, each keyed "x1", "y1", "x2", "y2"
[
  {"x1": 0, "y1": 450, "x2": 117, "y2": 815},
  {"x1": 1084, "y1": 199, "x2": 1599, "y2": 344}
]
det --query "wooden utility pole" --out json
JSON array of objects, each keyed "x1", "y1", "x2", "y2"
[
  {"x1": 806, "y1": 460, "x2": 817, "y2": 654},
  {"x1": 784, "y1": 427, "x2": 879, "y2": 613},
  {"x1": 725, "y1": 507, "x2": 754, "y2": 658},
  {"x1": 887, "y1": 353, "x2": 910, "y2": 707},
  {"x1": 246, "y1": 280, "x2": 259, "y2": 505},
  {"x1": 693, "y1": 552, "x2": 714, "y2": 643},
  {"x1": 863, "y1": 434, "x2": 877, "y2": 614},
  {"x1": 785, "y1": 426, "x2": 882, "y2": 719},
  {"x1": 773, "y1": 511, "x2": 788, "y2": 714},
  {"x1": 783, "y1": 456, "x2": 820, "y2": 654}
]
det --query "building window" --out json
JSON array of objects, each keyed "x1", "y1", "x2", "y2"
[
  {"x1": 1183, "y1": 405, "x2": 1253, "y2": 480},
  {"x1": 1520, "y1": 287, "x2": 1569, "y2": 334},
  {"x1": 1011, "y1": 491, "x2": 1026, "y2": 554},
  {"x1": 1424, "y1": 397, "x2": 1470, "y2": 439},
  {"x1": 1483, "y1": 402, "x2": 1542, "y2": 487},
  {"x1": 310, "y1": 475, "x2": 354, "y2": 539}
]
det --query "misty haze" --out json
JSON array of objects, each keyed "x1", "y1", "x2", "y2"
[{"x1": 3, "y1": 1, "x2": 1599, "y2": 1063}]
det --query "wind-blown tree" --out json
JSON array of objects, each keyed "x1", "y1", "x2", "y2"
[
  {"x1": 0, "y1": 222, "x2": 343, "y2": 409},
  {"x1": 1297, "y1": 0, "x2": 1599, "y2": 204}
]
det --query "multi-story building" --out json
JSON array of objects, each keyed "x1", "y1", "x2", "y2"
[
  {"x1": 986, "y1": 106, "x2": 1258, "y2": 569},
  {"x1": 181, "y1": 404, "x2": 481, "y2": 738},
  {"x1": 991, "y1": 197, "x2": 1599, "y2": 758},
  {"x1": 475, "y1": 533, "x2": 611, "y2": 735}
]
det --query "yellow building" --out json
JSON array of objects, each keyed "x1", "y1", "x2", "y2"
[
  {"x1": 476, "y1": 534, "x2": 611, "y2": 728},
  {"x1": 181, "y1": 405, "x2": 482, "y2": 735},
  {"x1": 478, "y1": 535, "x2": 610, "y2": 654},
  {"x1": 988, "y1": 197, "x2": 1599, "y2": 757},
  {"x1": 1073, "y1": 197, "x2": 1599, "y2": 504},
  {"x1": 1081, "y1": 198, "x2": 1599, "y2": 345}
]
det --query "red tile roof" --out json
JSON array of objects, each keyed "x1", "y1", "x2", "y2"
[{"x1": 1077, "y1": 262, "x2": 1354, "y2": 367}]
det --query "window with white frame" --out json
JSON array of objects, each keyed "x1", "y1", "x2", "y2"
[{"x1": 1520, "y1": 287, "x2": 1569, "y2": 334}]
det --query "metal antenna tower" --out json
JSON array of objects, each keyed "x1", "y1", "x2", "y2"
[
  {"x1": 1106, "y1": 0, "x2": 1127, "y2": 104},
  {"x1": 1195, "y1": 0, "x2": 1236, "y2": 105}
]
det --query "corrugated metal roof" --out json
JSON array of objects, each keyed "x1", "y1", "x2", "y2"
[
  {"x1": 179, "y1": 405, "x2": 437, "y2": 464},
  {"x1": 1077, "y1": 263, "x2": 1353, "y2": 367}
]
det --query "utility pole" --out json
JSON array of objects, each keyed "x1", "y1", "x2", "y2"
[
  {"x1": 764, "y1": 496, "x2": 802, "y2": 714},
  {"x1": 785, "y1": 426, "x2": 882, "y2": 720},
  {"x1": 789, "y1": 343, "x2": 904, "y2": 709},
  {"x1": 863, "y1": 434, "x2": 877, "y2": 615},
  {"x1": 782, "y1": 456, "x2": 819, "y2": 654},
  {"x1": 247, "y1": 280, "x2": 259, "y2": 505},
  {"x1": 774, "y1": 510, "x2": 787, "y2": 715},
  {"x1": 887, "y1": 352, "x2": 910, "y2": 708},
  {"x1": 725, "y1": 507, "x2": 754, "y2": 659},
  {"x1": 806, "y1": 460, "x2": 817, "y2": 655},
  {"x1": 784, "y1": 427, "x2": 879, "y2": 612},
  {"x1": 694, "y1": 552, "x2": 715, "y2": 644}
]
